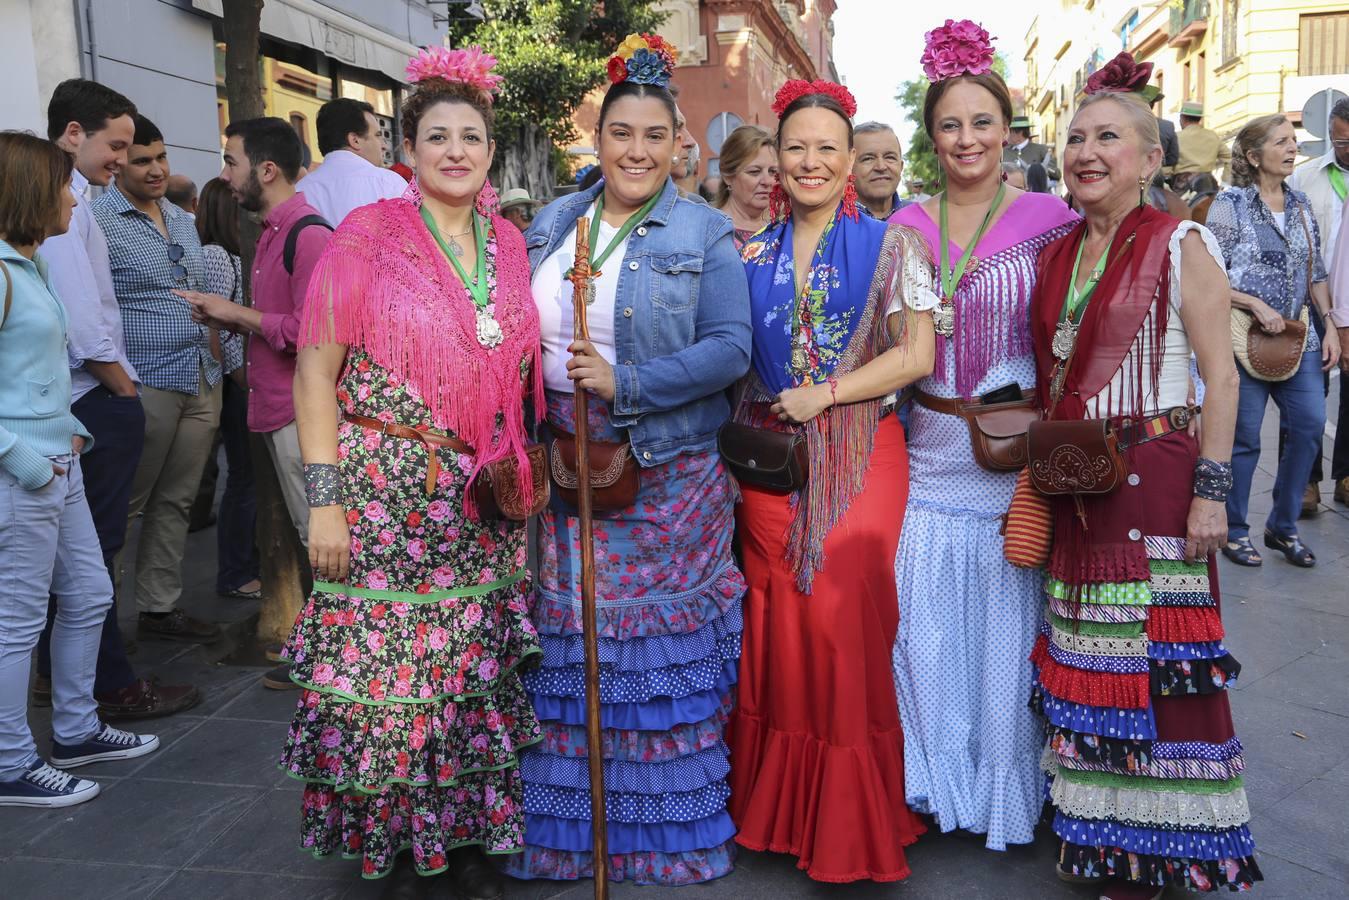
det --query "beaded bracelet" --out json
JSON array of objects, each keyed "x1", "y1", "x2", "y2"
[
  {"x1": 304, "y1": 463, "x2": 341, "y2": 507},
  {"x1": 1193, "y1": 458, "x2": 1233, "y2": 503}
]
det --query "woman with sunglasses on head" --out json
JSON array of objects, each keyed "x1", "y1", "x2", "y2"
[
  {"x1": 1028, "y1": 53, "x2": 1258, "y2": 899},
  {"x1": 726, "y1": 79, "x2": 936, "y2": 883},
  {"x1": 887, "y1": 20, "x2": 1078, "y2": 853},
  {"x1": 503, "y1": 35, "x2": 751, "y2": 886},
  {"x1": 284, "y1": 50, "x2": 545, "y2": 899}
]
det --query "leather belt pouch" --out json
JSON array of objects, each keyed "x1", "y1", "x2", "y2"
[
  {"x1": 548, "y1": 426, "x2": 639, "y2": 512},
  {"x1": 716, "y1": 421, "x2": 808, "y2": 493},
  {"x1": 1027, "y1": 418, "x2": 1128, "y2": 496}
]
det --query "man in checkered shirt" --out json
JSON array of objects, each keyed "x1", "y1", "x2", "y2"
[{"x1": 92, "y1": 115, "x2": 223, "y2": 643}]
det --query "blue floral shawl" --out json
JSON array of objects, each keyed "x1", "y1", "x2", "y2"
[{"x1": 743, "y1": 207, "x2": 888, "y2": 393}]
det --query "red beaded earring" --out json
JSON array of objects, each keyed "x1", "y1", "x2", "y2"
[
  {"x1": 769, "y1": 177, "x2": 789, "y2": 223},
  {"x1": 842, "y1": 173, "x2": 859, "y2": 220}
]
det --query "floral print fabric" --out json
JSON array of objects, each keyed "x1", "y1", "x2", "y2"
[{"x1": 279, "y1": 347, "x2": 542, "y2": 879}]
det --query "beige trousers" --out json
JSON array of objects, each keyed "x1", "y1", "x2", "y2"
[
  {"x1": 125, "y1": 373, "x2": 223, "y2": 613},
  {"x1": 262, "y1": 421, "x2": 309, "y2": 547}
]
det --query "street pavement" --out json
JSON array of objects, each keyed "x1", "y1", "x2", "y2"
[{"x1": 4, "y1": 375, "x2": 1347, "y2": 899}]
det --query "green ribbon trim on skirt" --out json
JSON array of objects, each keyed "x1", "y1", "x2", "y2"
[
  {"x1": 1056, "y1": 764, "x2": 1244, "y2": 794},
  {"x1": 313, "y1": 569, "x2": 527, "y2": 603},
  {"x1": 1048, "y1": 614, "x2": 1145, "y2": 638}
]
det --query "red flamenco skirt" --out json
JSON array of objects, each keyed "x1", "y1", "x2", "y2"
[{"x1": 727, "y1": 416, "x2": 926, "y2": 883}]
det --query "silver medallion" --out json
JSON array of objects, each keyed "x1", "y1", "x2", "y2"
[
  {"x1": 1051, "y1": 320, "x2": 1078, "y2": 360},
  {"x1": 448, "y1": 237, "x2": 465, "y2": 258},
  {"x1": 932, "y1": 302, "x2": 955, "y2": 338},
  {"x1": 475, "y1": 307, "x2": 504, "y2": 349}
]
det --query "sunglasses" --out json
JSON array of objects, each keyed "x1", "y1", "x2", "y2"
[{"x1": 167, "y1": 243, "x2": 187, "y2": 283}]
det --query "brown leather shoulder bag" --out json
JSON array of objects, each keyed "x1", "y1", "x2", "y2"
[{"x1": 716, "y1": 420, "x2": 808, "y2": 492}]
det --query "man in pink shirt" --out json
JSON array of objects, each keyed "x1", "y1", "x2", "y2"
[{"x1": 179, "y1": 118, "x2": 331, "y2": 546}]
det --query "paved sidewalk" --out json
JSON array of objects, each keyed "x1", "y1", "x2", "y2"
[{"x1": 4, "y1": 379, "x2": 1347, "y2": 899}]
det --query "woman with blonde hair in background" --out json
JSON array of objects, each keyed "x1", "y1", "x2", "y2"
[{"x1": 713, "y1": 124, "x2": 777, "y2": 249}]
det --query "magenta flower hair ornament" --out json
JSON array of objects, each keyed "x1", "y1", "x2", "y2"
[
  {"x1": 405, "y1": 46, "x2": 504, "y2": 98},
  {"x1": 921, "y1": 19, "x2": 996, "y2": 83}
]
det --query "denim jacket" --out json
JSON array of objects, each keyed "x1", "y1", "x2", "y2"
[{"x1": 525, "y1": 179, "x2": 751, "y2": 465}]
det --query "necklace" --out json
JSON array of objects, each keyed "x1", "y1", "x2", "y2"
[
  {"x1": 935, "y1": 182, "x2": 1006, "y2": 337},
  {"x1": 572, "y1": 190, "x2": 663, "y2": 305},
  {"x1": 442, "y1": 228, "x2": 474, "y2": 257},
  {"x1": 420, "y1": 205, "x2": 503, "y2": 348},
  {"x1": 1051, "y1": 233, "x2": 1111, "y2": 362}
]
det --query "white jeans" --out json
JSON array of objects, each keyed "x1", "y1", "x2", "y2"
[
  {"x1": 0, "y1": 456, "x2": 111, "y2": 779},
  {"x1": 262, "y1": 421, "x2": 308, "y2": 546}
]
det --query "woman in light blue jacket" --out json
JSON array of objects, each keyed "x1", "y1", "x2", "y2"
[
  {"x1": 0, "y1": 132, "x2": 157, "y2": 810},
  {"x1": 503, "y1": 36, "x2": 752, "y2": 885}
]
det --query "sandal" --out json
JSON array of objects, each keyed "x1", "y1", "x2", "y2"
[
  {"x1": 1264, "y1": 530, "x2": 1315, "y2": 568},
  {"x1": 1221, "y1": 536, "x2": 1262, "y2": 567}
]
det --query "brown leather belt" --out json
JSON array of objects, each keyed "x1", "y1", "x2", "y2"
[
  {"x1": 344, "y1": 413, "x2": 473, "y2": 495},
  {"x1": 913, "y1": 388, "x2": 1030, "y2": 415}
]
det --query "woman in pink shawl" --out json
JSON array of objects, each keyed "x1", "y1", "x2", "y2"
[{"x1": 279, "y1": 49, "x2": 543, "y2": 899}]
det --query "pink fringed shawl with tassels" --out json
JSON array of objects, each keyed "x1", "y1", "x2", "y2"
[{"x1": 299, "y1": 180, "x2": 543, "y2": 512}]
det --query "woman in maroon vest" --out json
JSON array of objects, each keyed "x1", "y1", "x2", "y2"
[{"x1": 1027, "y1": 53, "x2": 1261, "y2": 899}]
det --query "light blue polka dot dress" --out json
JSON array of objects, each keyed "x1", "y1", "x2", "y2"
[{"x1": 889, "y1": 196, "x2": 1077, "y2": 850}]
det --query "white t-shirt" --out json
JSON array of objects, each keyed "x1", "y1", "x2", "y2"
[{"x1": 532, "y1": 202, "x2": 625, "y2": 393}]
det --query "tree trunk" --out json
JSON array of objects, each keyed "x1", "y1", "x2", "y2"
[
  {"x1": 493, "y1": 121, "x2": 556, "y2": 198},
  {"x1": 222, "y1": 0, "x2": 307, "y2": 647}
]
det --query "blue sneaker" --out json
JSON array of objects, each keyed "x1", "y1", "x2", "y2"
[
  {"x1": 0, "y1": 759, "x2": 100, "y2": 807},
  {"x1": 51, "y1": 723, "x2": 159, "y2": 769}
]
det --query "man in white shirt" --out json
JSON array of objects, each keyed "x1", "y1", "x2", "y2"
[{"x1": 296, "y1": 99, "x2": 405, "y2": 226}]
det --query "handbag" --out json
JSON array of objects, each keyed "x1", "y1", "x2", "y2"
[
  {"x1": 914, "y1": 390, "x2": 1038, "y2": 472},
  {"x1": 547, "y1": 426, "x2": 640, "y2": 512},
  {"x1": 1002, "y1": 467, "x2": 1053, "y2": 568},
  {"x1": 1229, "y1": 206, "x2": 1316, "y2": 382},
  {"x1": 474, "y1": 443, "x2": 550, "y2": 521},
  {"x1": 716, "y1": 419, "x2": 808, "y2": 492}
]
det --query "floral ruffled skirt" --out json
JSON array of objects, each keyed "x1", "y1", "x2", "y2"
[{"x1": 279, "y1": 351, "x2": 542, "y2": 878}]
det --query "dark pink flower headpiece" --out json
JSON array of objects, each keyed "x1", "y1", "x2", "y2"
[
  {"x1": 1085, "y1": 52, "x2": 1161, "y2": 103},
  {"x1": 921, "y1": 19, "x2": 996, "y2": 83},
  {"x1": 405, "y1": 46, "x2": 503, "y2": 99},
  {"x1": 772, "y1": 80, "x2": 858, "y2": 120}
]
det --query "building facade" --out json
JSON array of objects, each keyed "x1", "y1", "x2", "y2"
[
  {"x1": 1022, "y1": 0, "x2": 1349, "y2": 173},
  {"x1": 571, "y1": 0, "x2": 838, "y2": 179},
  {"x1": 1, "y1": 0, "x2": 442, "y2": 188}
]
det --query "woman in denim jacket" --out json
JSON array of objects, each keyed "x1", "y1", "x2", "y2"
[
  {"x1": 1207, "y1": 115, "x2": 1342, "y2": 567},
  {"x1": 0, "y1": 133, "x2": 157, "y2": 810},
  {"x1": 503, "y1": 36, "x2": 752, "y2": 886}
]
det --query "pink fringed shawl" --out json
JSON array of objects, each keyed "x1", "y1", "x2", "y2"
[{"x1": 300, "y1": 181, "x2": 543, "y2": 508}]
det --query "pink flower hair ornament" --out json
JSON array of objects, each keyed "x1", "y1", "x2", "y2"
[
  {"x1": 921, "y1": 19, "x2": 996, "y2": 83},
  {"x1": 771, "y1": 80, "x2": 858, "y2": 120},
  {"x1": 405, "y1": 46, "x2": 504, "y2": 99},
  {"x1": 1085, "y1": 51, "x2": 1161, "y2": 104}
]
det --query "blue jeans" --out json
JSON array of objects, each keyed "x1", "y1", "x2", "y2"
[
  {"x1": 216, "y1": 378, "x2": 258, "y2": 592},
  {"x1": 37, "y1": 387, "x2": 144, "y2": 693},
  {"x1": 1227, "y1": 351, "x2": 1327, "y2": 540},
  {"x1": 1, "y1": 457, "x2": 112, "y2": 780}
]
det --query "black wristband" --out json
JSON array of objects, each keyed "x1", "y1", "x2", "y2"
[{"x1": 304, "y1": 463, "x2": 341, "y2": 507}]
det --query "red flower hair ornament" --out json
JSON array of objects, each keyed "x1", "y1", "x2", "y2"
[
  {"x1": 772, "y1": 80, "x2": 858, "y2": 120},
  {"x1": 1085, "y1": 52, "x2": 1161, "y2": 104}
]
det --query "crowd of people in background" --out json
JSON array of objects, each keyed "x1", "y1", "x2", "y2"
[{"x1": 3, "y1": 18, "x2": 1349, "y2": 900}]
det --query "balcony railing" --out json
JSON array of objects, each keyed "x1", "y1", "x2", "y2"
[{"x1": 1169, "y1": 0, "x2": 1210, "y2": 44}]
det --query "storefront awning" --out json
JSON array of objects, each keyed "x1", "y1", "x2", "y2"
[{"x1": 192, "y1": 0, "x2": 421, "y2": 84}]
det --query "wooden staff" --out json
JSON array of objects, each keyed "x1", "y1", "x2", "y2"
[{"x1": 566, "y1": 217, "x2": 609, "y2": 900}]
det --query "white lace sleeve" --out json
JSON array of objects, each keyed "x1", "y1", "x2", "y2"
[
  {"x1": 886, "y1": 229, "x2": 939, "y2": 317},
  {"x1": 1167, "y1": 221, "x2": 1225, "y2": 313}
]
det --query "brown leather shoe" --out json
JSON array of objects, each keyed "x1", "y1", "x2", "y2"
[
  {"x1": 447, "y1": 846, "x2": 504, "y2": 900},
  {"x1": 96, "y1": 678, "x2": 201, "y2": 720},
  {"x1": 1335, "y1": 476, "x2": 1349, "y2": 505},
  {"x1": 138, "y1": 609, "x2": 221, "y2": 643},
  {"x1": 1301, "y1": 482, "x2": 1321, "y2": 518},
  {"x1": 261, "y1": 663, "x2": 299, "y2": 691},
  {"x1": 31, "y1": 675, "x2": 52, "y2": 708}
]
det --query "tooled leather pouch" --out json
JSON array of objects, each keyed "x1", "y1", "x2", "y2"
[
  {"x1": 548, "y1": 427, "x2": 639, "y2": 512},
  {"x1": 473, "y1": 443, "x2": 549, "y2": 521},
  {"x1": 1026, "y1": 418, "x2": 1128, "y2": 497},
  {"x1": 716, "y1": 421, "x2": 808, "y2": 493},
  {"x1": 962, "y1": 399, "x2": 1039, "y2": 472}
]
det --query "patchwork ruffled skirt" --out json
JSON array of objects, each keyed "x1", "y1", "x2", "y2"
[
  {"x1": 501, "y1": 392, "x2": 745, "y2": 885},
  {"x1": 1032, "y1": 430, "x2": 1262, "y2": 892}
]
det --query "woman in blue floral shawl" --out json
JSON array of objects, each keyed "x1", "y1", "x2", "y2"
[{"x1": 726, "y1": 78, "x2": 938, "y2": 883}]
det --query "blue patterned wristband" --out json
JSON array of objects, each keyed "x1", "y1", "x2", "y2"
[{"x1": 1193, "y1": 458, "x2": 1232, "y2": 503}]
